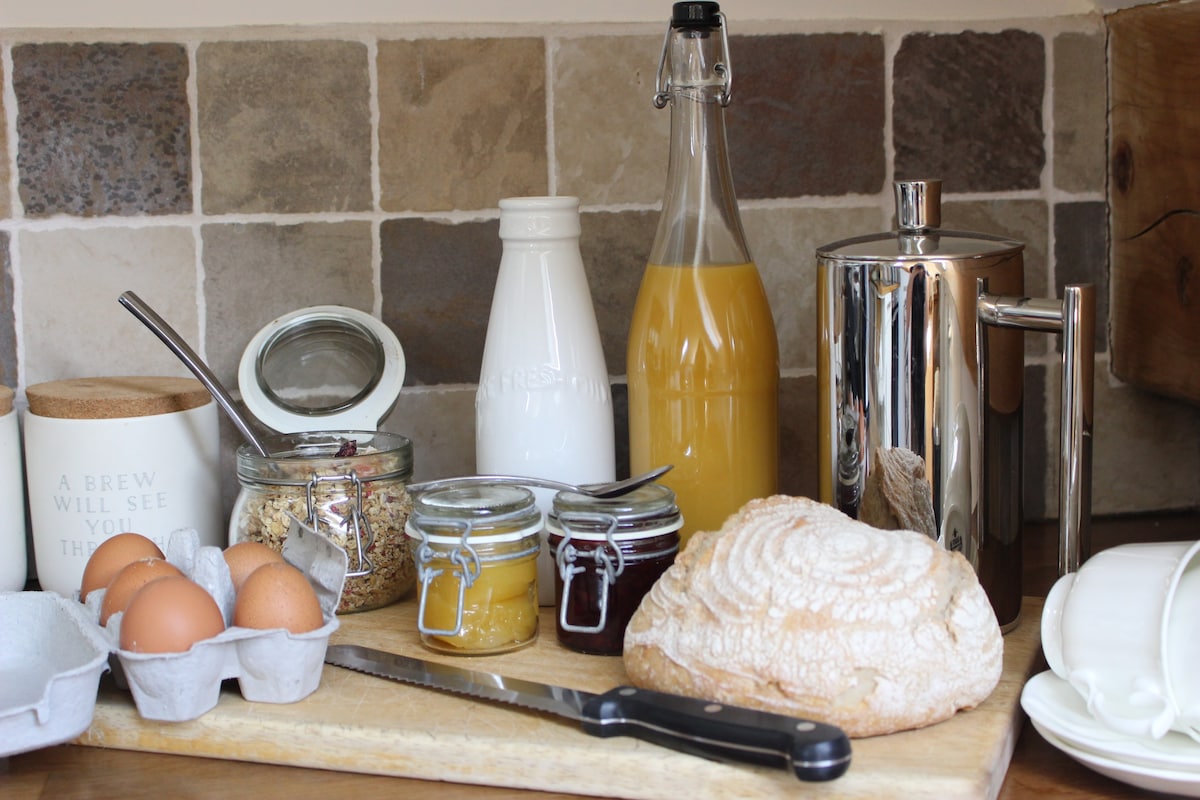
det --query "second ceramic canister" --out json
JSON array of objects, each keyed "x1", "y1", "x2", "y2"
[
  {"x1": 405, "y1": 484, "x2": 543, "y2": 655},
  {"x1": 546, "y1": 483, "x2": 681, "y2": 655}
]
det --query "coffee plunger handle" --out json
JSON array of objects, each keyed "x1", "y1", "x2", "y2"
[
  {"x1": 1058, "y1": 285, "x2": 1095, "y2": 573},
  {"x1": 978, "y1": 284, "x2": 1095, "y2": 576}
]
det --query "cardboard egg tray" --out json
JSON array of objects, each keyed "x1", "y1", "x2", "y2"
[
  {"x1": 0, "y1": 590, "x2": 111, "y2": 757},
  {"x1": 84, "y1": 519, "x2": 348, "y2": 722}
]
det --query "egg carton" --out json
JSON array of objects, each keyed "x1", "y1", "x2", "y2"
[
  {"x1": 0, "y1": 590, "x2": 111, "y2": 757},
  {"x1": 84, "y1": 518, "x2": 348, "y2": 722}
]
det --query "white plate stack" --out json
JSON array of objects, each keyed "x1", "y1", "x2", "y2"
[{"x1": 1022, "y1": 671, "x2": 1200, "y2": 796}]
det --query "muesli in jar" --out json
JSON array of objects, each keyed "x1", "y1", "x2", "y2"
[{"x1": 230, "y1": 430, "x2": 414, "y2": 613}]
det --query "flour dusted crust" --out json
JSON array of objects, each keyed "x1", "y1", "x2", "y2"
[{"x1": 622, "y1": 496, "x2": 1003, "y2": 738}]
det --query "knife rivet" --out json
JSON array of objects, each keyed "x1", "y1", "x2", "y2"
[
  {"x1": 704, "y1": 703, "x2": 722, "y2": 713},
  {"x1": 795, "y1": 721, "x2": 816, "y2": 732},
  {"x1": 619, "y1": 687, "x2": 637, "y2": 697}
]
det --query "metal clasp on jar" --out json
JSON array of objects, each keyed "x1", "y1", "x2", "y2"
[
  {"x1": 413, "y1": 517, "x2": 482, "y2": 637},
  {"x1": 305, "y1": 469, "x2": 375, "y2": 578},
  {"x1": 555, "y1": 511, "x2": 627, "y2": 635}
]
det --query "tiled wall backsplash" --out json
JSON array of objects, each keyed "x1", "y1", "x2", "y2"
[{"x1": 1, "y1": 16, "x2": 1198, "y2": 529}]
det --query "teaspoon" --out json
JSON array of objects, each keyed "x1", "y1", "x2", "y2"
[{"x1": 407, "y1": 464, "x2": 673, "y2": 499}]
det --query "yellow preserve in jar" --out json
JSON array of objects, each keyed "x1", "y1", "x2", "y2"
[{"x1": 405, "y1": 484, "x2": 542, "y2": 655}]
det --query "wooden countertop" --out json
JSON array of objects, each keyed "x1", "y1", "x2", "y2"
[{"x1": 4, "y1": 511, "x2": 1196, "y2": 800}]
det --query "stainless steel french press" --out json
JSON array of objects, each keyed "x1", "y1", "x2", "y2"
[{"x1": 816, "y1": 179, "x2": 1094, "y2": 631}]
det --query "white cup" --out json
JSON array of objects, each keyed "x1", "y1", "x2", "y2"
[{"x1": 1042, "y1": 540, "x2": 1200, "y2": 742}]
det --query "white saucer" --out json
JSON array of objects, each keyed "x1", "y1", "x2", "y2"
[
  {"x1": 1032, "y1": 721, "x2": 1200, "y2": 797},
  {"x1": 1023, "y1": 670, "x2": 1200, "y2": 793}
]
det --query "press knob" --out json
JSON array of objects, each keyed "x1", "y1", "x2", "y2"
[{"x1": 895, "y1": 179, "x2": 942, "y2": 232}]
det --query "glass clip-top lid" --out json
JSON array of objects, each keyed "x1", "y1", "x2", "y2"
[{"x1": 238, "y1": 306, "x2": 405, "y2": 434}]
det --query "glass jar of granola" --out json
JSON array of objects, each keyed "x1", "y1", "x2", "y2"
[{"x1": 230, "y1": 430, "x2": 414, "y2": 613}]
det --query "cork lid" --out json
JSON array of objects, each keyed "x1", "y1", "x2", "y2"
[
  {"x1": 0, "y1": 386, "x2": 12, "y2": 416},
  {"x1": 26, "y1": 376, "x2": 212, "y2": 420}
]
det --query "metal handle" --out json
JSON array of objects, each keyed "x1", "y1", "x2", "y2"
[
  {"x1": 978, "y1": 284, "x2": 1095, "y2": 575},
  {"x1": 119, "y1": 290, "x2": 271, "y2": 457}
]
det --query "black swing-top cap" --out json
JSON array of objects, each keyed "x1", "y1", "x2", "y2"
[{"x1": 671, "y1": 1, "x2": 721, "y2": 28}]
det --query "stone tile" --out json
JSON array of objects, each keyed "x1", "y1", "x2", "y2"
[
  {"x1": 1092, "y1": 377, "x2": 1200, "y2": 515},
  {"x1": 729, "y1": 33, "x2": 885, "y2": 198},
  {"x1": 1054, "y1": 31, "x2": 1107, "y2": 194},
  {"x1": 894, "y1": 30, "x2": 1045, "y2": 193},
  {"x1": 197, "y1": 41, "x2": 371, "y2": 214},
  {"x1": 379, "y1": 386, "x2": 477, "y2": 482},
  {"x1": 379, "y1": 38, "x2": 547, "y2": 213},
  {"x1": 201, "y1": 221, "x2": 375, "y2": 387},
  {"x1": 611, "y1": 381, "x2": 630, "y2": 481},
  {"x1": 0, "y1": 233, "x2": 14, "y2": 388},
  {"x1": 1054, "y1": 201, "x2": 1109, "y2": 354},
  {"x1": 578, "y1": 209, "x2": 659, "y2": 376},
  {"x1": 13, "y1": 43, "x2": 191, "y2": 217},
  {"x1": 0, "y1": 61, "x2": 9, "y2": 219},
  {"x1": 1040, "y1": 363, "x2": 1200, "y2": 517},
  {"x1": 380, "y1": 217, "x2": 501, "y2": 386},
  {"x1": 780, "y1": 374, "x2": 819, "y2": 499},
  {"x1": 20, "y1": 227, "x2": 197, "y2": 386},
  {"x1": 553, "y1": 34, "x2": 667, "y2": 206},
  {"x1": 942, "y1": 198, "x2": 1050, "y2": 357},
  {"x1": 743, "y1": 205, "x2": 884, "y2": 372},
  {"x1": 1023, "y1": 364, "x2": 1050, "y2": 520}
]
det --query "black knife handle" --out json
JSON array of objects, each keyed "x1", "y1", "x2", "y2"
[{"x1": 580, "y1": 686, "x2": 851, "y2": 781}]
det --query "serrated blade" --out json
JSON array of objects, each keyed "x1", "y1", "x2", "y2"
[
  {"x1": 324, "y1": 643, "x2": 593, "y2": 720},
  {"x1": 324, "y1": 643, "x2": 852, "y2": 782}
]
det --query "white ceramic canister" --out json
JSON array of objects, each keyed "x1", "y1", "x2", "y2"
[
  {"x1": 25, "y1": 376, "x2": 222, "y2": 597},
  {"x1": 0, "y1": 386, "x2": 28, "y2": 591},
  {"x1": 475, "y1": 196, "x2": 616, "y2": 604}
]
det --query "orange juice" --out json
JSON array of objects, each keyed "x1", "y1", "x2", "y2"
[{"x1": 627, "y1": 262, "x2": 779, "y2": 547}]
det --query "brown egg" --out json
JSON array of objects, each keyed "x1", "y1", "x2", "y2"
[
  {"x1": 119, "y1": 575, "x2": 226, "y2": 653},
  {"x1": 80, "y1": 532, "x2": 164, "y2": 601},
  {"x1": 222, "y1": 541, "x2": 285, "y2": 591},
  {"x1": 100, "y1": 557, "x2": 184, "y2": 625},
  {"x1": 234, "y1": 562, "x2": 324, "y2": 634}
]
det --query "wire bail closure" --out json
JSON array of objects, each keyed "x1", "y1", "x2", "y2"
[
  {"x1": 414, "y1": 517, "x2": 482, "y2": 637},
  {"x1": 305, "y1": 469, "x2": 375, "y2": 578},
  {"x1": 653, "y1": 10, "x2": 732, "y2": 109},
  {"x1": 555, "y1": 511, "x2": 626, "y2": 634}
]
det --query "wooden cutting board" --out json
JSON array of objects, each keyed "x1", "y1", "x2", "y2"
[{"x1": 78, "y1": 597, "x2": 1044, "y2": 800}]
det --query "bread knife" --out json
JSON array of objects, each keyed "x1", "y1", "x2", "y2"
[{"x1": 324, "y1": 643, "x2": 851, "y2": 782}]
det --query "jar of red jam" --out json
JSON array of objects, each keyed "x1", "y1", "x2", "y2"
[
  {"x1": 546, "y1": 483, "x2": 681, "y2": 655},
  {"x1": 405, "y1": 483, "x2": 543, "y2": 655}
]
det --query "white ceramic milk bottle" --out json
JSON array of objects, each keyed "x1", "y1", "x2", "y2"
[{"x1": 476, "y1": 196, "x2": 615, "y2": 604}]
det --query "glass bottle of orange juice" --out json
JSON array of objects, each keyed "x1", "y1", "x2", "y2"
[{"x1": 627, "y1": 1, "x2": 779, "y2": 548}]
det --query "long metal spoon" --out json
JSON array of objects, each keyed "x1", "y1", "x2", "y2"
[
  {"x1": 407, "y1": 464, "x2": 673, "y2": 499},
  {"x1": 118, "y1": 290, "x2": 272, "y2": 457},
  {"x1": 119, "y1": 290, "x2": 669, "y2": 498}
]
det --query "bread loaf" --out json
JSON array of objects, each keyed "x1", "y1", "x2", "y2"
[{"x1": 622, "y1": 495, "x2": 1002, "y2": 738}]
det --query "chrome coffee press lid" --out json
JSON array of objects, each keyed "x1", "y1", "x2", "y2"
[
  {"x1": 817, "y1": 179, "x2": 1023, "y2": 262},
  {"x1": 238, "y1": 305, "x2": 405, "y2": 434}
]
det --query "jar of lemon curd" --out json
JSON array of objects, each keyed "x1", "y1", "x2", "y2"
[{"x1": 405, "y1": 484, "x2": 542, "y2": 655}]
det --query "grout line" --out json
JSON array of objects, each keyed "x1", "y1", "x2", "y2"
[
  {"x1": 880, "y1": 27, "x2": 899, "y2": 230},
  {"x1": 367, "y1": 34, "x2": 383, "y2": 317},
  {"x1": 1044, "y1": 27, "x2": 1059, "y2": 309},
  {"x1": 545, "y1": 35, "x2": 557, "y2": 197},
  {"x1": 2, "y1": 43, "x2": 25, "y2": 395},
  {"x1": 187, "y1": 39, "x2": 207, "y2": 360}
]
